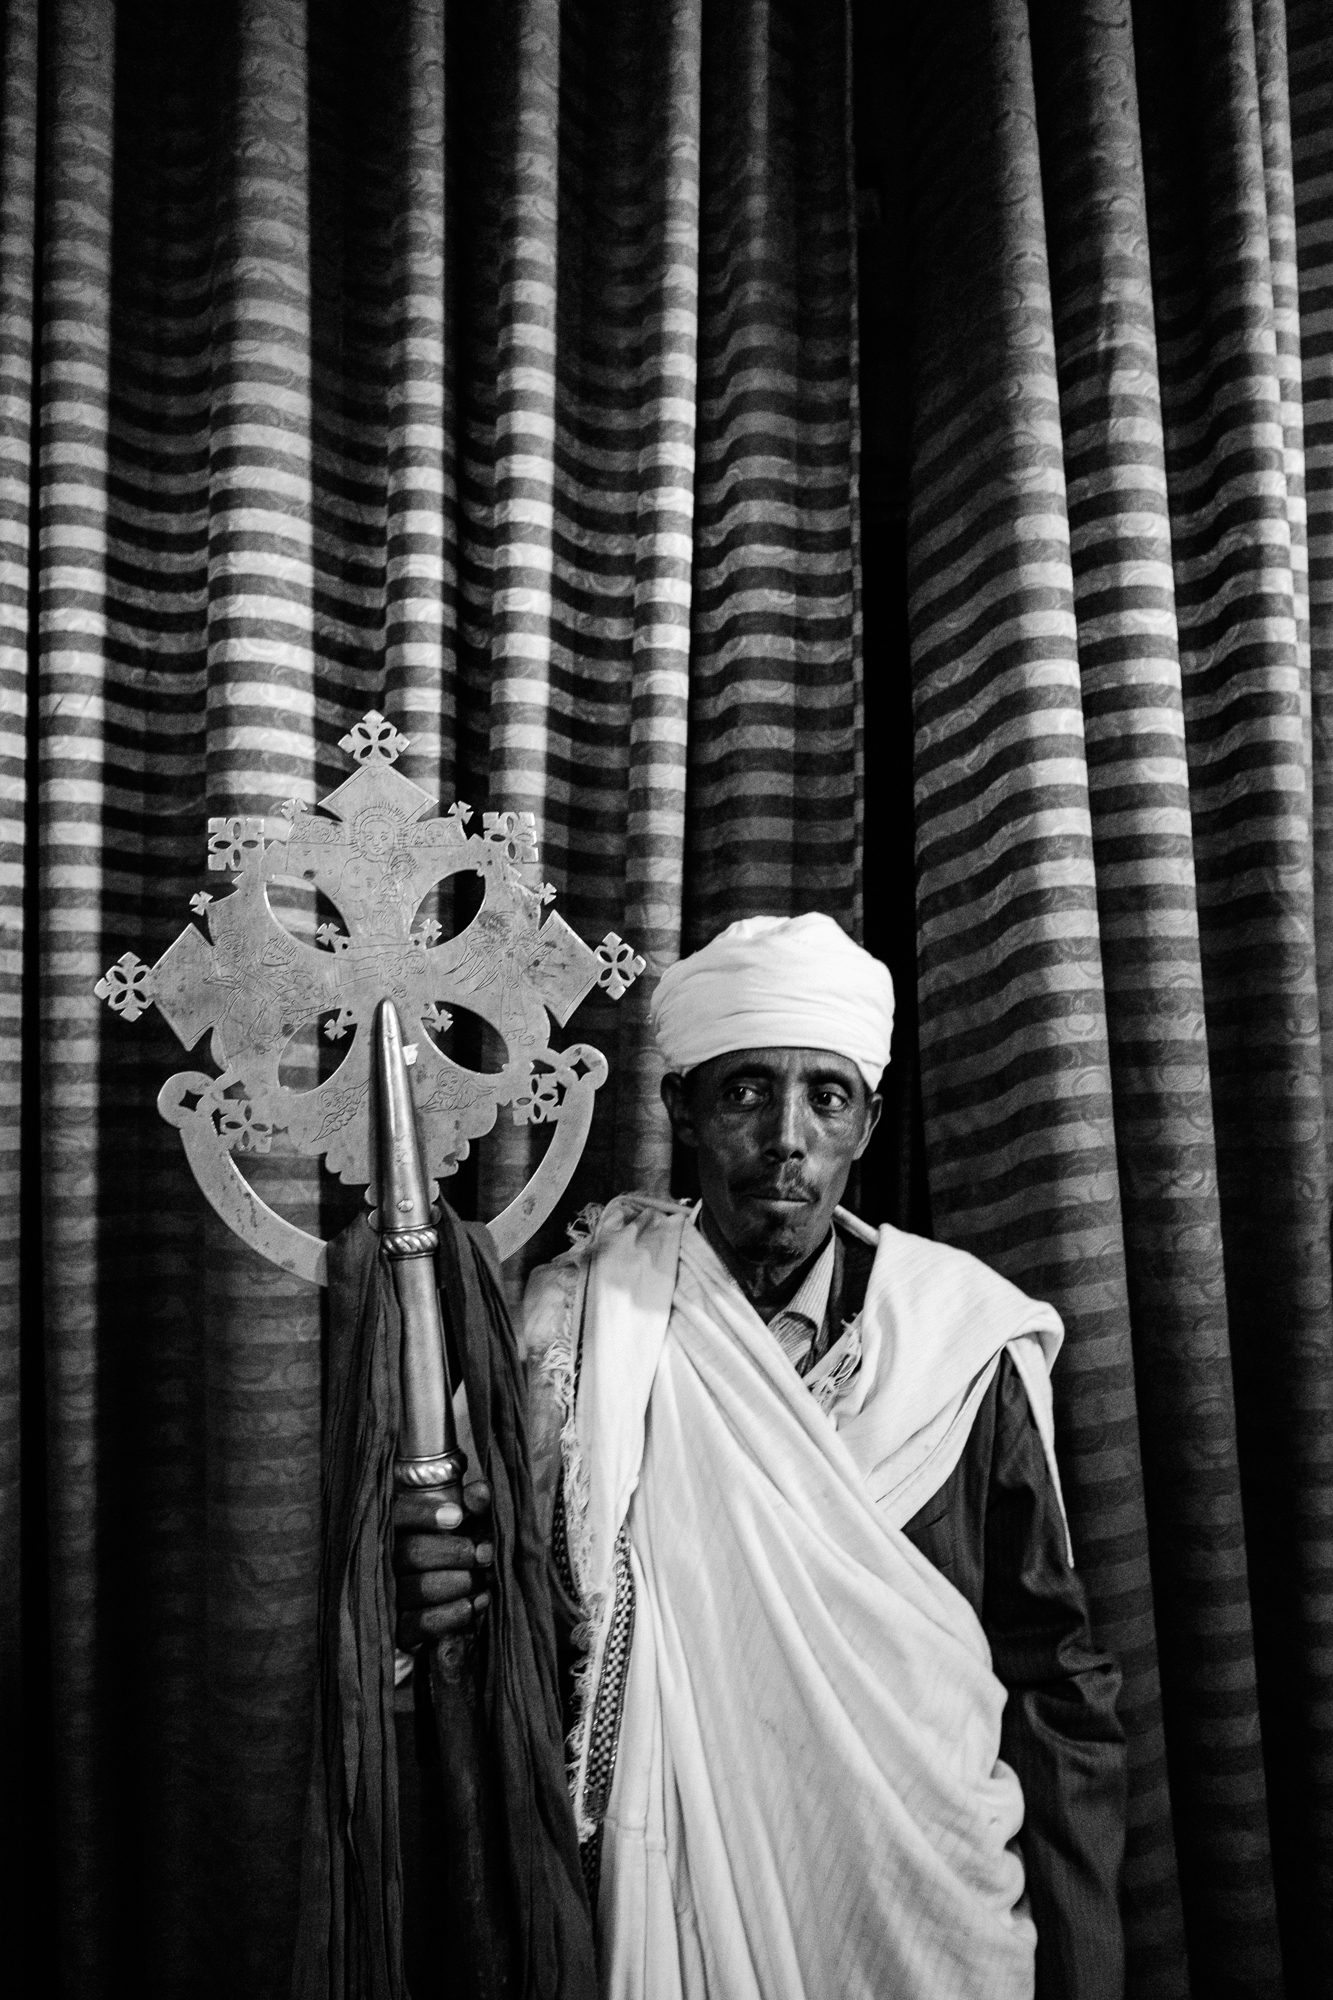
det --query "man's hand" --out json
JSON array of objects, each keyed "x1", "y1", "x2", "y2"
[{"x1": 393, "y1": 1478, "x2": 493, "y2": 1647}]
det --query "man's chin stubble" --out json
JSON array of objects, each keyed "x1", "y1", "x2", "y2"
[{"x1": 732, "y1": 1216, "x2": 820, "y2": 1265}]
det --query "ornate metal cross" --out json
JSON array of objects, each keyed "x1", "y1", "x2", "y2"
[{"x1": 96, "y1": 710, "x2": 644, "y2": 1278}]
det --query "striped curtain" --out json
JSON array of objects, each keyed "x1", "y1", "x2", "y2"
[
  {"x1": 906, "y1": 1, "x2": 1333, "y2": 1994},
  {"x1": 0, "y1": 0, "x2": 858, "y2": 1989}
]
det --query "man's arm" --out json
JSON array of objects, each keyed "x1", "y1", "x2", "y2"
[
  {"x1": 901, "y1": 1351, "x2": 1125, "y2": 1998},
  {"x1": 984, "y1": 1352, "x2": 1127, "y2": 2000}
]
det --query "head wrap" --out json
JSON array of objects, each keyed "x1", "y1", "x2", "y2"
[{"x1": 650, "y1": 913, "x2": 894, "y2": 1090}]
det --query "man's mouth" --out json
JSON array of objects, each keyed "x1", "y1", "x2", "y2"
[{"x1": 740, "y1": 1184, "x2": 815, "y2": 1204}]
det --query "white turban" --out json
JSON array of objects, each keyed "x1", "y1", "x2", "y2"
[{"x1": 650, "y1": 913, "x2": 894, "y2": 1090}]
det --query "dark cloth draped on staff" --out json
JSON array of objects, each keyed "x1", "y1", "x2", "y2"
[
  {"x1": 293, "y1": 1222, "x2": 408, "y2": 2000},
  {"x1": 292, "y1": 1214, "x2": 594, "y2": 2000},
  {"x1": 435, "y1": 1204, "x2": 596, "y2": 2000}
]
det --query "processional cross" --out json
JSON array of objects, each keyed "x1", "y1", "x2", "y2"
[
  {"x1": 96, "y1": 711, "x2": 645, "y2": 1989},
  {"x1": 95, "y1": 705, "x2": 644, "y2": 1276}
]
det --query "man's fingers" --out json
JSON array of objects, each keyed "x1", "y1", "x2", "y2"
[
  {"x1": 398, "y1": 1600, "x2": 470, "y2": 1643},
  {"x1": 392, "y1": 1480, "x2": 491, "y2": 1535},
  {"x1": 393, "y1": 1489, "x2": 464, "y2": 1533},
  {"x1": 394, "y1": 1531, "x2": 476, "y2": 1573},
  {"x1": 397, "y1": 1592, "x2": 491, "y2": 1647},
  {"x1": 397, "y1": 1567, "x2": 473, "y2": 1609},
  {"x1": 390, "y1": 1479, "x2": 492, "y2": 1649},
  {"x1": 418, "y1": 1592, "x2": 489, "y2": 1635}
]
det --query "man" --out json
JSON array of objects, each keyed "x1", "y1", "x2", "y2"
[{"x1": 396, "y1": 913, "x2": 1126, "y2": 1999}]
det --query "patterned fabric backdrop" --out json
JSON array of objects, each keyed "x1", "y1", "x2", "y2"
[
  {"x1": 12, "y1": 0, "x2": 1333, "y2": 1995},
  {"x1": 906, "y1": 2, "x2": 1333, "y2": 1995},
  {"x1": 0, "y1": 0, "x2": 859, "y2": 1990}
]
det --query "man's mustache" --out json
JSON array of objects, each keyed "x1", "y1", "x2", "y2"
[{"x1": 736, "y1": 1177, "x2": 817, "y2": 1202}]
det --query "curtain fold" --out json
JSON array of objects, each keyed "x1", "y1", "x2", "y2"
[
  {"x1": 906, "y1": 2, "x2": 1333, "y2": 1993},
  {"x1": 3, "y1": 0, "x2": 859, "y2": 1991},
  {"x1": 0, "y1": 0, "x2": 36, "y2": 1821}
]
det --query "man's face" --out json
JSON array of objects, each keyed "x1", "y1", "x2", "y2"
[{"x1": 661, "y1": 1046, "x2": 882, "y2": 1270}]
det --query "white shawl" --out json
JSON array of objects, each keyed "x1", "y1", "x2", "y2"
[{"x1": 526, "y1": 1197, "x2": 1068, "y2": 2000}]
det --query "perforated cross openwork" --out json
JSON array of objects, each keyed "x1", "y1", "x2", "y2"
[{"x1": 95, "y1": 711, "x2": 645, "y2": 1281}]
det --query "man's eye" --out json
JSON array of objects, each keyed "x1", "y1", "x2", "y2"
[
  {"x1": 725, "y1": 1084, "x2": 763, "y2": 1106},
  {"x1": 813, "y1": 1090, "x2": 850, "y2": 1113}
]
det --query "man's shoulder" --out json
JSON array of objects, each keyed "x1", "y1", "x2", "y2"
[
  {"x1": 529, "y1": 1194, "x2": 684, "y2": 1274},
  {"x1": 836, "y1": 1220, "x2": 992, "y2": 1328},
  {"x1": 869, "y1": 1222, "x2": 1058, "y2": 1317},
  {"x1": 846, "y1": 1223, "x2": 1066, "y2": 1398},
  {"x1": 520, "y1": 1192, "x2": 687, "y2": 1359},
  {"x1": 520, "y1": 1235, "x2": 590, "y2": 1364}
]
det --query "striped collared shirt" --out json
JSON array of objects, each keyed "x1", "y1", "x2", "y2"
[{"x1": 766, "y1": 1231, "x2": 837, "y2": 1376}]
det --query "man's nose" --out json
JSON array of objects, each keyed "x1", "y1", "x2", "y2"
[{"x1": 762, "y1": 1089, "x2": 808, "y2": 1158}]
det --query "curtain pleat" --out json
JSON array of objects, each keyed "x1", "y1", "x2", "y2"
[
  {"x1": 43, "y1": 2, "x2": 121, "y2": 1985},
  {"x1": 688, "y1": 0, "x2": 861, "y2": 946},
  {"x1": 907, "y1": 2, "x2": 1333, "y2": 1993},
  {"x1": 6, "y1": 1, "x2": 858, "y2": 1990},
  {"x1": 0, "y1": 0, "x2": 36, "y2": 1772},
  {"x1": 907, "y1": 4, "x2": 1181, "y2": 1977},
  {"x1": 1035, "y1": 9, "x2": 1259, "y2": 1978},
  {"x1": 1293, "y1": 11, "x2": 1333, "y2": 1196}
]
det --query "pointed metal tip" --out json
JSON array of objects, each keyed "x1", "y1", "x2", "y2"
[{"x1": 374, "y1": 1000, "x2": 432, "y2": 1230}]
